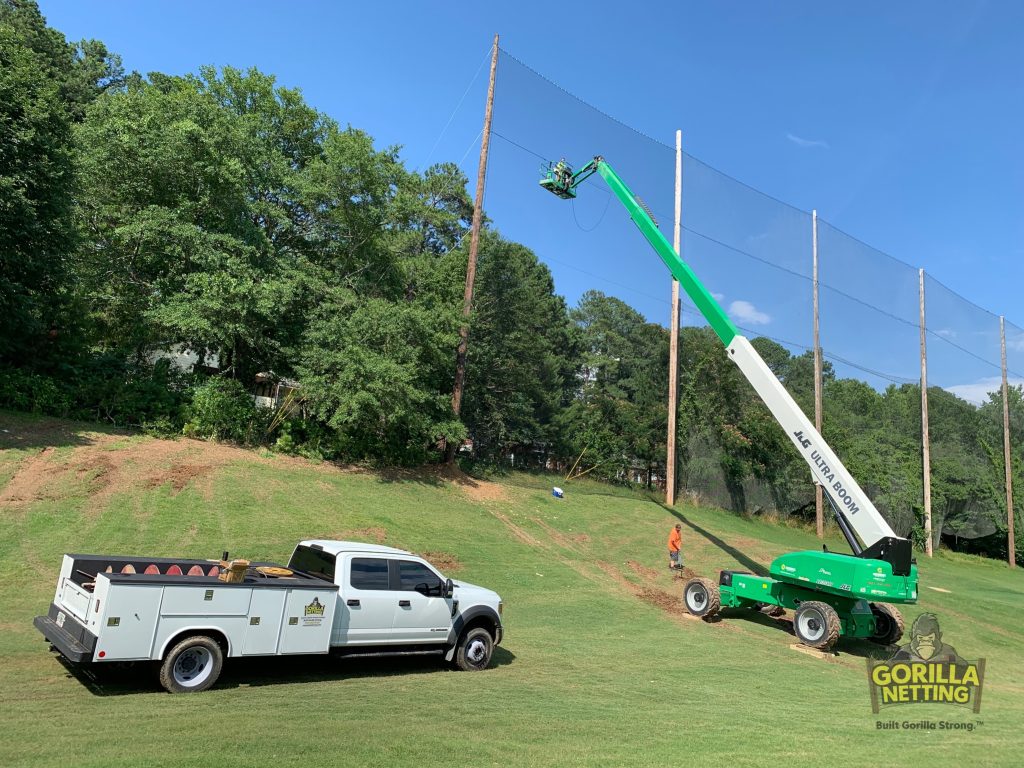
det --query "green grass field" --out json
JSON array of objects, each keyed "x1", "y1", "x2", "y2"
[{"x1": 2, "y1": 411, "x2": 1021, "y2": 767}]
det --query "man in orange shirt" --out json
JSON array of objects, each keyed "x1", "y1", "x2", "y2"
[{"x1": 668, "y1": 523, "x2": 683, "y2": 570}]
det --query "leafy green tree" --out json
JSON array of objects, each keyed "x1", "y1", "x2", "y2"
[
  {"x1": 1, "y1": 0, "x2": 77, "y2": 364},
  {"x1": 75, "y1": 68, "x2": 327, "y2": 380},
  {"x1": 296, "y1": 291, "x2": 464, "y2": 464},
  {"x1": 562, "y1": 291, "x2": 668, "y2": 485},
  {"x1": 461, "y1": 232, "x2": 579, "y2": 462}
]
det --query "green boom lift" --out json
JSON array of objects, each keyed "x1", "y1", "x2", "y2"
[{"x1": 541, "y1": 157, "x2": 918, "y2": 651}]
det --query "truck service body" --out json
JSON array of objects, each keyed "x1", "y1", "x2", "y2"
[{"x1": 35, "y1": 540, "x2": 503, "y2": 692}]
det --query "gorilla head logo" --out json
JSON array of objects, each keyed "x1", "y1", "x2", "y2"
[{"x1": 892, "y1": 613, "x2": 965, "y2": 665}]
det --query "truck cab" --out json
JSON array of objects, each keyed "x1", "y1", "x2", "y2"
[{"x1": 288, "y1": 541, "x2": 503, "y2": 668}]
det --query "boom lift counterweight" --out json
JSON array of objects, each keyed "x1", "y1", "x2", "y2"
[{"x1": 541, "y1": 157, "x2": 918, "y2": 651}]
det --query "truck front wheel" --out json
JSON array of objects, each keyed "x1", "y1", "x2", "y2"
[
  {"x1": 454, "y1": 627, "x2": 493, "y2": 671},
  {"x1": 159, "y1": 636, "x2": 223, "y2": 693}
]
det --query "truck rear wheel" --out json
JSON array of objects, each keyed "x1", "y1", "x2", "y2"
[
  {"x1": 454, "y1": 627, "x2": 493, "y2": 671},
  {"x1": 159, "y1": 636, "x2": 223, "y2": 693},
  {"x1": 869, "y1": 603, "x2": 905, "y2": 646},
  {"x1": 683, "y1": 577, "x2": 721, "y2": 619},
  {"x1": 793, "y1": 601, "x2": 840, "y2": 651}
]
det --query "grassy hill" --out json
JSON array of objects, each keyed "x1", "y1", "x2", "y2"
[{"x1": 1, "y1": 410, "x2": 1021, "y2": 767}]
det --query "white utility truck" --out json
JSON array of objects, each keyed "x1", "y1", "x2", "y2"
[{"x1": 34, "y1": 541, "x2": 503, "y2": 693}]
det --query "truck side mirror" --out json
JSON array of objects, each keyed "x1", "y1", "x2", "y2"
[{"x1": 444, "y1": 578, "x2": 454, "y2": 599}]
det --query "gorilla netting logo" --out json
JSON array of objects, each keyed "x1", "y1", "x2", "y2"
[{"x1": 867, "y1": 613, "x2": 985, "y2": 714}]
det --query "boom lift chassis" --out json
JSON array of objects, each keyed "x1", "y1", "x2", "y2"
[{"x1": 541, "y1": 157, "x2": 918, "y2": 651}]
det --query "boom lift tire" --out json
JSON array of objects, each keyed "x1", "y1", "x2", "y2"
[
  {"x1": 793, "y1": 601, "x2": 841, "y2": 651},
  {"x1": 159, "y1": 635, "x2": 223, "y2": 693},
  {"x1": 868, "y1": 602, "x2": 905, "y2": 646},
  {"x1": 756, "y1": 602, "x2": 786, "y2": 617},
  {"x1": 683, "y1": 577, "x2": 721, "y2": 619}
]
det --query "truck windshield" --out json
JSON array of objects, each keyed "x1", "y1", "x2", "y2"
[{"x1": 288, "y1": 546, "x2": 336, "y2": 582}]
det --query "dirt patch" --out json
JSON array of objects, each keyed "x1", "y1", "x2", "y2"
[
  {"x1": 420, "y1": 551, "x2": 463, "y2": 572},
  {"x1": 1, "y1": 444, "x2": 123, "y2": 507},
  {"x1": 626, "y1": 559, "x2": 661, "y2": 582},
  {"x1": 671, "y1": 567, "x2": 700, "y2": 582},
  {"x1": 637, "y1": 586, "x2": 692, "y2": 618},
  {"x1": 402, "y1": 464, "x2": 510, "y2": 503},
  {"x1": 572, "y1": 533, "x2": 590, "y2": 544},
  {"x1": 0, "y1": 428, "x2": 247, "y2": 515},
  {"x1": 0, "y1": 446, "x2": 59, "y2": 505},
  {"x1": 457, "y1": 478, "x2": 508, "y2": 502},
  {"x1": 147, "y1": 463, "x2": 214, "y2": 494},
  {"x1": 592, "y1": 561, "x2": 698, "y2": 622}
]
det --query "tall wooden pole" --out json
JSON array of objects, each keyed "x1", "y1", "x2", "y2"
[
  {"x1": 812, "y1": 210, "x2": 824, "y2": 539},
  {"x1": 919, "y1": 268, "x2": 933, "y2": 556},
  {"x1": 666, "y1": 130, "x2": 682, "y2": 505},
  {"x1": 449, "y1": 34, "x2": 498, "y2": 462},
  {"x1": 1001, "y1": 316, "x2": 1016, "y2": 568}
]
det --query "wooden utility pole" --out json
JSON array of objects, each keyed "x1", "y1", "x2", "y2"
[
  {"x1": 666, "y1": 130, "x2": 682, "y2": 505},
  {"x1": 919, "y1": 268, "x2": 933, "y2": 556},
  {"x1": 812, "y1": 210, "x2": 823, "y2": 539},
  {"x1": 449, "y1": 34, "x2": 498, "y2": 462},
  {"x1": 1001, "y1": 316, "x2": 1016, "y2": 568}
]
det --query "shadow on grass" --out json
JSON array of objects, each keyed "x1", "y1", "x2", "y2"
[
  {"x1": 0, "y1": 411, "x2": 133, "y2": 452},
  {"x1": 656, "y1": 501, "x2": 770, "y2": 577},
  {"x1": 370, "y1": 465, "x2": 479, "y2": 490},
  {"x1": 55, "y1": 645, "x2": 516, "y2": 696},
  {"x1": 710, "y1": 606, "x2": 896, "y2": 662}
]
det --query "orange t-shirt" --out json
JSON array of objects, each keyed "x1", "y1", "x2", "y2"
[{"x1": 668, "y1": 528, "x2": 681, "y2": 552}]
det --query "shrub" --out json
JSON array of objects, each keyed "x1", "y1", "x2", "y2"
[
  {"x1": 71, "y1": 355, "x2": 187, "y2": 428},
  {"x1": 183, "y1": 377, "x2": 268, "y2": 444},
  {"x1": 0, "y1": 369, "x2": 72, "y2": 416}
]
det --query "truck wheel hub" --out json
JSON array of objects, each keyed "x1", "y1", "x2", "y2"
[
  {"x1": 467, "y1": 639, "x2": 486, "y2": 663},
  {"x1": 174, "y1": 648, "x2": 210, "y2": 683}
]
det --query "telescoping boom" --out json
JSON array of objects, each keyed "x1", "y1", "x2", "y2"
[
  {"x1": 540, "y1": 157, "x2": 912, "y2": 576},
  {"x1": 542, "y1": 156, "x2": 918, "y2": 651}
]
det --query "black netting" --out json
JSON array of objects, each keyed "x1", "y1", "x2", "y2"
[{"x1": 483, "y1": 47, "x2": 1020, "y2": 555}]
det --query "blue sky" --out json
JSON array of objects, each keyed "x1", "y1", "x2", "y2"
[{"x1": 39, "y1": 0, "x2": 1024, "y2": 400}]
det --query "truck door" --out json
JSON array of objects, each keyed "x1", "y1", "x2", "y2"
[
  {"x1": 391, "y1": 559, "x2": 452, "y2": 643},
  {"x1": 333, "y1": 556, "x2": 395, "y2": 645}
]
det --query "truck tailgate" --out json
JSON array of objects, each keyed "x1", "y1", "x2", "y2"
[{"x1": 58, "y1": 579, "x2": 93, "y2": 624}]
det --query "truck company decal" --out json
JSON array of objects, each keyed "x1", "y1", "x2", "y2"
[{"x1": 302, "y1": 597, "x2": 325, "y2": 627}]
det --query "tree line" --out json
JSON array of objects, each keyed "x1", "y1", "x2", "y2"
[{"x1": 2, "y1": 1, "x2": 1020, "y2": 559}]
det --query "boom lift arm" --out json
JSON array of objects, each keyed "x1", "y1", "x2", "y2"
[{"x1": 541, "y1": 157, "x2": 912, "y2": 576}]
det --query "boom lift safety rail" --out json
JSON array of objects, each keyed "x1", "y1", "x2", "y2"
[{"x1": 541, "y1": 157, "x2": 919, "y2": 651}]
